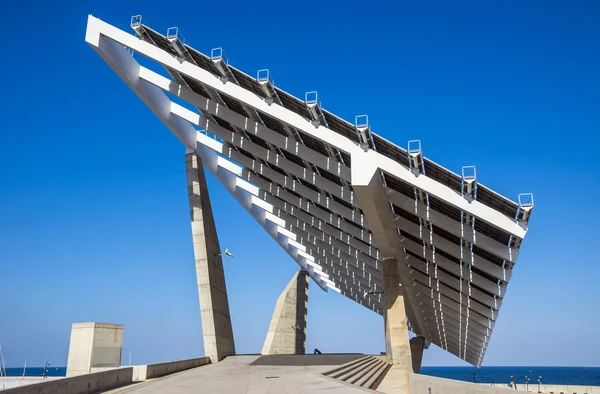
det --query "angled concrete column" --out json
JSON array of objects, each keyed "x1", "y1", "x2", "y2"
[
  {"x1": 378, "y1": 261, "x2": 412, "y2": 394},
  {"x1": 185, "y1": 151, "x2": 235, "y2": 362},
  {"x1": 383, "y1": 260, "x2": 413, "y2": 367},
  {"x1": 410, "y1": 336, "x2": 426, "y2": 373},
  {"x1": 262, "y1": 270, "x2": 309, "y2": 355}
]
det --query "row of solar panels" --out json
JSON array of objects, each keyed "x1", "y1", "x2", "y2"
[
  {"x1": 132, "y1": 23, "x2": 514, "y2": 306},
  {"x1": 137, "y1": 22, "x2": 528, "y2": 239},
  {"x1": 91, "y1": 16, "x2": 522, "y2": 364},
  {"x1": 133, "y1": 24, "x2": 391, "y2": 313}
]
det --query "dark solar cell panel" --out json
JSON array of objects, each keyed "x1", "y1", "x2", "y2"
[
  {"x1": 344, "y1": 217, "x2": 364, "y2": 231},
  {"x1": 331, "y1": 194, "x2": 354, "y2": 210},
  {"x1": 435, "y1": 248, "x2": 461, "y2": 264},
  {"x1": 392, "y1": 204, "x2": 421, "y2": 225},
  {"x1": 469, "y1": 281, "x2": 495, "y2": 299},
  {"x1": 297, "y1": 131, "x2": 330, "y2": 157},
  {"x1": 473, "y1": 219, "x2": 511, "y2": 246},
  {"x1": 283, "y1": 186, "x2": 302, "y2": 199},
  {"x1": 283, "y1": 150, "x2": 305, "y2": 168},
  {"x1": 352, "y1": 236, "x2": 372, "y2": 254},
  {"x1": 340, "y1": 151, "x2": 352, "y2": 167},
  {"x1": 423, "y1": 159, "x2": 462, "y2": 194},
  {"x1": 274, "y1": 88, "x2": 311, "y2": 119},
  {"x1": 476, "y1": 184, "x2": 519, "y2": 219},
  {"x1": 244, "y1": 132, "x2": 271, "y2": 151},
  {"x1": 323, "y1": 111, "x2": 359, "y2": 143},
  {"x1": 471, "y1": 265, "x2": 501, "y2": 285},
  {"x1": 413, "y1": 276, "x2": 431, "y2": 290},
  {"x1": 472, "y1": 245, "x2": 504, "y2": 267},
  {"x1": 313, "y1": 201, "x2": 333, "y2": 215},
  {"x1": 220, "y1": 94, "x2": 247, "y2": 117},
  {"x1": 141, "y1": 27, "x2": 179, "y2": 57},
  {"x1": 428, "y1": 195, "x2": 462, "y2": 223},
  {"x1": 409, "y1": 263, "x2": 429, "y2": 279},
  {"x1": 236, "y1": 146, "x2": 256, "y2": 161},
  {"x1": 373, "y1": 135, "x2": 410, "y2": 168},
  {"x1": 256, "y1": 110, "x2": 289, "y2": 137},
  {"x1": 254, "y1": 171, "x2": 273, "y2": 184},
  {"x1": 297, "y1": 178, "x2": 321, "y2": 194},
  {"x1": 212, "y1": 115, "x2": 237, "y2": 133},
  {"x1": 229, "y1": 67, "x2": 265, "y2": 98},
  {"x1": 317, "y1": 167, "x2": 344, "y2": 186},
  {"x1": 384, "y1": 173, "x2": 416, "y2": 199},
  {"x1": 437, "y1": 264, "x2": 462, "y2": 282},
  {"x1": 185, "y1": 48, "x2": 221, "y2": 76},
  {"x1": 180, "y1": 74, "x2": 210, "y2": 98},
  {"x1": 432, "y1": 225, "x2": 461, "y2": 245},
  {"x1": 263, "y1": 159, "x2": 287, "y2": 176},
  {"x1": 399, "y1": 229, "x2": 424, "y2": 246},
  {"x1": 405, "y1": 248, "x2": 427, "y2": 263}
]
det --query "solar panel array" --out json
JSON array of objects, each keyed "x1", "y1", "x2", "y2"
[{"x1": 88, "y1": 16, "x2": 534, "y2": 367}]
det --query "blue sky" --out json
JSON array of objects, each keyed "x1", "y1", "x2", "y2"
[{"x1": 1, "y1": 0, "x2": 599, "y2": 368}]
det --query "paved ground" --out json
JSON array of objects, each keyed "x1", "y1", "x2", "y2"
[
  {"x1": 102, "y1": 356, "x2": 376, "y2": 394},
  {"x1": 250, "y1": 354, "x2": 365, "y2": 366}
]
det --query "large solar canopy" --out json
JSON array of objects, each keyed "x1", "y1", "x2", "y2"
[{"x1": 85, "y1": 15, "x2": 534, "y2": 367}]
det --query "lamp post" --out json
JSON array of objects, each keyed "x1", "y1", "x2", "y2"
[
  {"x1": 526, "y1": 375, "x2": 530, "y2": 392},
  {"x1": 537, "y1": 376, "x2": 542, "y2": 393},
  {"x1": 42, "y1": 362, "x2": 50, "y2": 379},
  {"x1": 511, "y1": 375, "x2": 517, "y2": 390}
]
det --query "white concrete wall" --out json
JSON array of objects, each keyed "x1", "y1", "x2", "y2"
[
  {"x1": 0, "y1": 378, "x2": 61, "y2": 391},
  {"x1": 66, "y1": 323, "x2": 123, "y2": 377},
  {"x1": 90, "y1": 323, "x2": 123, "y2": 369},
  {"x1": 133, "y1": 357, "x2": 211, "y2": 381},
  {"x1": 0, "y1": 368, "x2": 132, "y2": 394},
  {"x1": 65, "y1": 323, "x2": 95, "y2": 377}
]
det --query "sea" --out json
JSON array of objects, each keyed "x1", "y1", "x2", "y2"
[
  {"x1": 421, "y1": 367, "x2": 600, "y2": 386},
  {"x1": 4, "y1": 367, "x2": 66, "y2": 377},
  {"x1": 3, "y1": 366, "x2": 600, "y2": 386}
]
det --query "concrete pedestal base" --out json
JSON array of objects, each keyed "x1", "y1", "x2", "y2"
[
  {"x1": 66, "y1": 322, "x2": 124, "y2": 377},
  {"x1": 262, "y1": 271, "x2": 309, "y2": 355},
  {"x1": 186, "y1": 151, "x2": 235, "y2": 362}
]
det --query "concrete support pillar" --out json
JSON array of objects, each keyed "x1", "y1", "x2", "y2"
[
  {"x1": 383, "y1": 260, "x2": 412, "y2": 367},
  {"x1": 410, "y1": 336, "x2": 426, "y2": 373},
  {"x1": 379, "y1": 260, "x2": 412, "y2": 394},
  {"x1": 185, "y1": 151, "x2": 235, "y2": 362},
  {"x1": 262, "y1": 270, "x2": 309, "y2": 355}
]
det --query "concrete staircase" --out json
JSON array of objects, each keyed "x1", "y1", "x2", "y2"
[{"x1": 323, "y1": 355, "x2": 390, "y2": 390}]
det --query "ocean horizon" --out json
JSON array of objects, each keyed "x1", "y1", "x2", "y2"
[{"x1": 3, "y1": 366, "x2": 600, "y2": 386}]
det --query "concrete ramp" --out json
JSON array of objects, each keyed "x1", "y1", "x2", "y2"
[{"x1": 100, "y1": 356, "x2": 376, "y2": 393}]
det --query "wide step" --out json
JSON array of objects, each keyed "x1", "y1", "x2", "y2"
[{"x1": 322, "y1": 355, "x2": 391, "y2": 389}]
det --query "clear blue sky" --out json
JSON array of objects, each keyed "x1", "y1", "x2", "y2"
[{"x1": 1, "y1": 0, "x2": 599, "y2": 368}]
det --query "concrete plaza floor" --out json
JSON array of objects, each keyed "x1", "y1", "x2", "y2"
[{"x1": 104, "y1": 355, "x2": 376, "y2": 394}]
